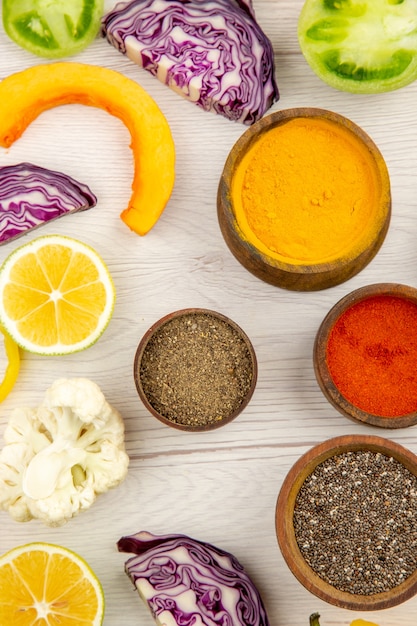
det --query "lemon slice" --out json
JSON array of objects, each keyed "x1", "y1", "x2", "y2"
[
  {"x1": 0, "y1": 542, "x2": 105, "y2": 625},
  {"x1": 0, "y1": 234, "x2": 115, "y2": 355}
]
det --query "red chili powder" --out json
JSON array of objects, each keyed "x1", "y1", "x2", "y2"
[{"x1": 326, "y1": 295, "x2": 417, "y2": 417}]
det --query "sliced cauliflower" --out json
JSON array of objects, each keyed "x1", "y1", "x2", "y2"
[{"x1": 0, "y1": 378, "x2": 129, "y2": 526}]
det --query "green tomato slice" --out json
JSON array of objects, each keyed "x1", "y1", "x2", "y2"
[
  {"x1": 2, "y1": 0, "x2": 104, "y2": 59},
  {"x1": 298, "y1": 0, "x2": 417, "y2": 93}
]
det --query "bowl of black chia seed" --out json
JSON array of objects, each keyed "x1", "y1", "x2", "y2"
[
  {"x1": 133, "y1": 308, "x2": 257, "y2": 431},
  {"x1": 275, "y1": 434, "x2": 417, "y2": 610}
]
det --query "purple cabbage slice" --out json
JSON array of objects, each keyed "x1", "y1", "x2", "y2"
[
  {"x1": 101, "y1": 0, "x2": 279, "y2": 125},
  {"x1": 0, "y1": 162, "x2": 97, "y2": 245},
  {"x1": 118, "y1": 530, "x2": 271, "y2": 626}
]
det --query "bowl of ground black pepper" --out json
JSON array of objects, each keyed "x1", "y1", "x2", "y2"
[
  {"x1": 133, "y1": 308, "x2": 257, "y2": 431},
  {"x1": 314, "y1": 283, "x2": 417, "y2": 428},
  {"x1": 275, "y1": 434, "x2": 417, "y2": 610},
  {"x1": 217, "y1": 108, "x2": 391, "y2": 291}
]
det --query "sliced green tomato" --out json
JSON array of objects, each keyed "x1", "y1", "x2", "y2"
[
  {"x1": 298, "y1": 0, "x2": 417, "y2": 93},
  {"x1": 2, "y1": 0, "x2": 104, "y2": 59}
]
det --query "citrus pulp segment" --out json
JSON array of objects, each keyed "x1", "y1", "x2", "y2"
[
  {"x1": 0, "y1": 542, "x2": 104, "y2": 625},
  {"x1": 0, "y1": 235, "x2": 115, "y2": 355}
]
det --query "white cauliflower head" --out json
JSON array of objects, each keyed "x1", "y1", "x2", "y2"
[{"x1": 0, "y1": 378, "x2": 129, "y2": 526}]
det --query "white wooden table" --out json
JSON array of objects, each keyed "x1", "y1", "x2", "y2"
[{"x1": 0, "y1": 2, "x2": 416, "y2": 625}]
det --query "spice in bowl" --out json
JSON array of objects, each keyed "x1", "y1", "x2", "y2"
[
  {"x1": 314, "y1": 283, "x2": 417, "y2": 427},
  {"x1": 236, "y1": 117, "x2": 378, "y2": 264},
  {"x1": 275, "y1": 435, "x2": 417, "y2": 610},
  {"x1": 218, "y1": 108, "x2": 391, "y2": 291},
  {"x1": 134, "y1": 309, "x2": 257, "y2": 431},
  {"x1": 294, "y1": 450, "x2": 417, "y2": 595}
]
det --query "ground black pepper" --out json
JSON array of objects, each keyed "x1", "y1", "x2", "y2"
[
  {"x1": 138, "y1": 312, "x2": 254, "y2": 428},
  {"x1": 293, "y1": 450, "x2": 417, "y2": 595}
]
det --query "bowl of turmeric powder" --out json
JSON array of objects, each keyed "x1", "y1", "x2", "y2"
[
  {"x1": 314, "y1": 283, "x2": 417, "y2": 428},
  {"x1": 217, "y1": 108, "x2": 391, "y2": 291}
]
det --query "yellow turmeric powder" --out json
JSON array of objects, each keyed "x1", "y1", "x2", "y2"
[{"x1": 232, "y1": 116, "x2": 385, "y2": 265}]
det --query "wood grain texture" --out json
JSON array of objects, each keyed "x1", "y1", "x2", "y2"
[{"x1": 0, "y1": 1, "x2": 416, "y2": 625}]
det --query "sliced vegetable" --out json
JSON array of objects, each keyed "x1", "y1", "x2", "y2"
[
  {"x1": 311, "y1": 613, "x2": 379, "y2": 626},
  {"x1": 118, "y1": 530, "x2": 271, "y2": 625},
  {"x1": 2, "y1": 0, "x2": 105, "y2": 59},
  {"x1": 0, "y1": 162, "x2": 96, "y2": 245},
  {"x1": 101, "y1": 0, "x2": 279, "y2": 124},
  {"x1": 0, "y1": 325, "x2": 20, "y2": 403},
  {"x1": 298, "y1": 0, "x2": 417, "y2": 93},
  {"x1": 0, "y1": 63, "x2": 175, "y2": 236}
]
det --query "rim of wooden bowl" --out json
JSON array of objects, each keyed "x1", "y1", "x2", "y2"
[
  {"x1": 217, "y1": 107, "x2": 391, "y2": 291},
  {"x1": 275, "y1": 434, "x2": 417, "y2": 610},
  {"x1": 314, "y1": 282, "x2": 417, "y2": 428},
  {"x1": 133, "y1": 308, "x2": 258, "y2": 432}
]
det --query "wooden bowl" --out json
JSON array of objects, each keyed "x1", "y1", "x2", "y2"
[
  {"x1": 275, "y1": 434, "x2": 417, "y2": 610},
  {"x1": 314, "y1": 283, "x2": 417, "y2": 428},
  {"x1": 133, "y1": 308, "x2": 257, "y2": 432},
  {"x1": 217, "y1": 107, "x2": 391, "y2": 291}
]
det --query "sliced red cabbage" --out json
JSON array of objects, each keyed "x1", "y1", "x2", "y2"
[
  {"x1": 0, "y1": 163, "x2": 97, "y2": 245},
  {"x1": 118, "y1": 530, "x2": 270, "y2": 626},
  {"x1": 101, "y1": 0, "x2": 279, "y2": 125}
]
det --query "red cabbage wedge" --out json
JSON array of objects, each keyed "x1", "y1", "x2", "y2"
[
  {"x1": 101, "y1": 0, "x2": 279, "y2": 124},
  {"x1": 0, "y1": 163, "x2": 96, "y2": 245},
  {"x1": 118, "y1": 530, "x2": 271, "y2": 625}
]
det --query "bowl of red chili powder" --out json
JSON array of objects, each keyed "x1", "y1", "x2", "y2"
[
  {"x1": 276, "y1": 434, "x2": 417, "y2": 610},
  {"x1": 314, "y1": 283, "x2": 417, "y2": 427}
]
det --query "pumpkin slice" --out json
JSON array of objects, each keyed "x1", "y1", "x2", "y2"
[{"x1": 0, "y1": 62, "x2": 176, "y2": 235}]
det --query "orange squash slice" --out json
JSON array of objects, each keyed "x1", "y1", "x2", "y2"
[{"x1": 0, "y1": 62, "x2": 175, "y2": 235}]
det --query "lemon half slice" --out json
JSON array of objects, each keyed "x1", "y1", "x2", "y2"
[
  {"x1": 0, "y1": 542, "x2": 105, "y2": 625},
  {"x1": 0, "y1": 234, "x2": 115, "y2": 355}
]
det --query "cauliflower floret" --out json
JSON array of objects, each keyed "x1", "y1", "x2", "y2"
[
  {"x1": 0, "y1": 378, "x2": 129, "y2": 527},
  {"x1": 44, "y1": 378, "x2": 114, "y2": 426},
  {"x1": 0, "y1": 441, "x2": 34, "y2": 522}
]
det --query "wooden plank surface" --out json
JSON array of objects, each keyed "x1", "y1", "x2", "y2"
[{"x1": 0, "y1": 1, "x2": 416, "y2": 624}]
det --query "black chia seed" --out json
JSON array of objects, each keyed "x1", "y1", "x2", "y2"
[{"x1": 293, "y1": 450, "x2": 417, "y2": 595}]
